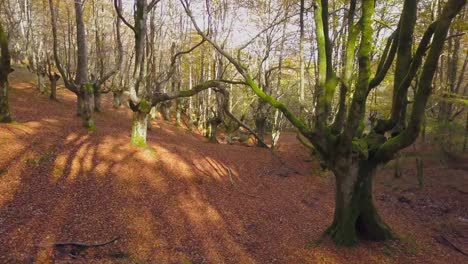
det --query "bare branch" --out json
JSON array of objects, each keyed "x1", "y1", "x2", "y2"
[
  {"x1": 113, "y1": 0, "x2": 135, "y2": 33},
  {"x1": 148, "y1": 0, "x2": 161, "y2": 10}
]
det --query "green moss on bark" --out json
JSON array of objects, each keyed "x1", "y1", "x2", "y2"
[
  {"x1": 328, "y1": 161, "x2": 395, "y2": 246},
  {"x1": 131, "y1": 112, "x2": 148, "y2": 148},
  {"x1": 138, "y1": 99, "x2": 151, "y2": 114}
]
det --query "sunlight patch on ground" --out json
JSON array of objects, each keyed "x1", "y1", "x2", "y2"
[
  {"x1": 122, "y1": 207, "x2": 162, "y2": 259},
  {"x1": 94, "y1": 162, "x2": 110, "y2": 176}
]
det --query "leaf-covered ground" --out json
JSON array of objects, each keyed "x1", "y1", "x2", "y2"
[{"x1": 0, "y1": 69, "x2": 467, "y2": 263}]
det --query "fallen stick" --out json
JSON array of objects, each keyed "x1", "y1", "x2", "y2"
[
  {"x1": 39, "y1": 236, "x2": 120, "y2": 256},
  {"x1": 434, "y1": 235, "x2": 468, "y2": 257},
  {"x1": 227, "y1": 167, "x2": 235, "y2": 186}
]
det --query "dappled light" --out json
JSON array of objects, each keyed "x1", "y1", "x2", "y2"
[
  {"x1": 0, "y1": 0, "x2": 467, "y2": 262},
  {"x1": 0, "y1": 71, "x2": 466, "y2": 263}
]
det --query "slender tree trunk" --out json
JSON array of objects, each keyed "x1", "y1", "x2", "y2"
[
  {"x1": 416, "y1": 158, "x2": 424, "y2": 188},
  {"x1": 113, "y1": 90, "x2": 123, "y2": 109},
  {"x1": 464, "y1": 111, "x2": 468, "y2": 152},
  {"x1": 299, "y1": 0, "x2": 305, "y2": 105},
  {"x1": 80, "y1": 84, "x2": 95, "y2": 129},
  {"x1": 76, "y1": 94, "x2": 82, "y2": 116},
  {"x1": 74, "y1": 0, "x2": 94, "y2": 129},
  {"x1": 255, "y1": 116, "x2": 267, "y2": 147},
  {"x1": 271, "y1": 109, "x2": 282, "y2": 149},
  {"x1": 175, "y1": 99, "x2": 182, "y2": 126},
  {"x1": 160, "y1": 101, "x2": 171, "y2": 121},
  {"x1": 49, "y1": 75, "x2": 58, "y2": 100},
  {"x1": 36, "y1": 72, "x2": 45, "y2": 93},
  {"x1": 93, "y1": 85, "x2": 101, "y2": 112},
  {"x1": 0, "y1": 67, "x2": 11, "y2": 123},
  {"x1": 208, "y1": 117, "x2": 220, "y2": 143},
  {"x1": 327, "y1": 161, "x2": 394, "y2": 246},
  {"x1": 0, "y1": 22, "x2": 12, "y2": 123}
]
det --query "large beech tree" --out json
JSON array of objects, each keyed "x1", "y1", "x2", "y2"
[
  {"x1": 182, "y1": 0, "x2": 467, "y2": 245},
  {"x1": 49, "y1": 0, "x2": 121, "y2": 129},
  {"x1": 0, "y1": 21, "x2": 13, "y2": 123},
  {"x1": 115, "y1": 0, "x2": 223, "y2": 146}
]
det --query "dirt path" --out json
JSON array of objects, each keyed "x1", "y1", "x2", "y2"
[{"x1": 0, "y1": 70, "x2": 467, "y2": 263}]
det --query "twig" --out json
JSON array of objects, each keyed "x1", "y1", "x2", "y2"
[
  {"x1": 434, "y1": 235, "x2": 468, "y2": 257},
  {"x1": 39, "y1": 236, "x2": 120, "y2": 256},
  {"x1": 240, "y1": 191, "x2": 258, "y2": 198},
  {"x1": 227, "y1": 167, "x2": 234, "y2": 186}
]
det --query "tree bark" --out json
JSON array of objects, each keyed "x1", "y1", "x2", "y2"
[
  {"x1": 80, "y1": 85, "x2": 95, "y2": 130},
  {"x1": 464, "y1": 111, "x2": 468, "y2": 152},
  {"x1": 76, "y1": 95, "x2": 83, "y2": 116},
  {"x1": 74, "y1": 0, "x2": 94, "y2": 129},
  {"x1": 160, "y1": 101, "x2": 171, "y2": 121},
  {"x1": 93, "y1": 85, "x2": 101, "y2": 112},
  {"x1": 49, "y1": 74, "x2": 59, "y2": 101},
  {"x1": 0, "y1": 22, "x2": 12, "y2": 123},
  {"x1": 112, "y1": 90, "x2": 123, "y2": 109},
  {"x1": 255, "y1": 116, "x2": 267, "y2": 147},
  {"x1": 131, "y1": 111, "x2": 148, "y2": 147},
  {"x1": 327, "y1": 161, "x2": 394, "y2": 246},
  {"x1": 175, "y1": 99, "x2": 182, "y2": 126}
]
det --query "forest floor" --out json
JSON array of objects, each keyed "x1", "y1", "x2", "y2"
[{"x1": 0, "y1": 68, "x2": 467, "y2": 263}]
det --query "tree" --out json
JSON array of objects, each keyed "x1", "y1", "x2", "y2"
[
  {"x1": 49, "y1": 0, "x2": 121, "y2": 129},
  {"x1": 115, "y1": 0, "x2": 220, "y2": 146},
  {"x1": 182, "y1": 0, "x2": 467, "y2": 245},
  {"x1": 0, "y1": 21, "x2": 13, "y2": 123}
]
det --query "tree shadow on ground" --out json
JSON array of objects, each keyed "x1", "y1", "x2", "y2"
[{"x1": 1, "y1": 74, "x2": 465, "y2": 263}]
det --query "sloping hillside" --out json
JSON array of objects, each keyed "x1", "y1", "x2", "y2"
[{"x1": 0, "y1": 69, "x2": 466, "y2": 263}]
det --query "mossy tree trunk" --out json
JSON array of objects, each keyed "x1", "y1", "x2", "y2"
[
  {"x1": 80, "y1": 84, "x2": 95, "y2": 130},
  {"x1": 182, "y1": 0, "x2": 466, "y2": 246},
  {"x1": 0, "y1": 21, "x2": 12, "y2": 123},
  {"x1": 328, "y1": 160, "x2": 393, "y2": 246},
  {"x1": 175, "y1": 99, "x2": 182, "y2": 126},
  {"x1": 49, "y1": 0, "x2": 95, "y2": 129},
  {"x1": 74, "y1": 0, "x2": 94, "y2": 130},
  {"x1": 50, "y1": 0, "x2": 121, "y2": 128},
  {"x1": 131, "y1": 111, "x2": 149, "y2": 147}
]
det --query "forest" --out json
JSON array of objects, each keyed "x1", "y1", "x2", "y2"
[{"x1": 0, "y1": 0, "x2": 467, "y2": 263}]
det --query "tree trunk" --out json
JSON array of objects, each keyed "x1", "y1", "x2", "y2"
[
  {"x1": 37, "y1": 72, "x2": 45, "y2": 93},
  {"x1": 175, "y1": 99, "x2": 182, "y2": 126},
  {"x1": 416, "y1": 158, "x2": 424, "y2": 188},
  {"x1": 49, "y1": 77, "x2": 57, "y2": 100},
  {"x1": 160, "y1": 102, "x2": 171, "y2": 121},
  {"x1": 112, "y1": 90, "x2": 123, "y2": 109},
  {"x1": 80, "y1": 85, "x2": 95, "y2": 130},
  {"x1": 208, "y1": 117, "x2": 220, "y2": 143},
  {"x1": 76, "y1": 94, "x2": 83, "y2": 116},
  {"x1": 255, "y1": 116, "x2": 268, "y2": 147},
  {"x1": 327, "y1": 161, "x2": 394, "y2": 246},
  {"x1": 0, "y1": 21, "x2": 11, "y2": 123},
  {"x1": 131, "y1": 111, "x2": 148, "y2": 147},
  {"x1": 271, "y1": 108, "x2": 282, "y2": 149},
  {"x1": 93, "y1": 85, "x2": 101, "y2": 112},
  {"x1": 464, "y1": 111, "x2": 468, "y2": 152},
  {"x1": 299, "y1": 0, "x2": 305, "y2": 105},
  {"x1": 0, "y1": 64, "x2": 11, "y2": 122}
]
